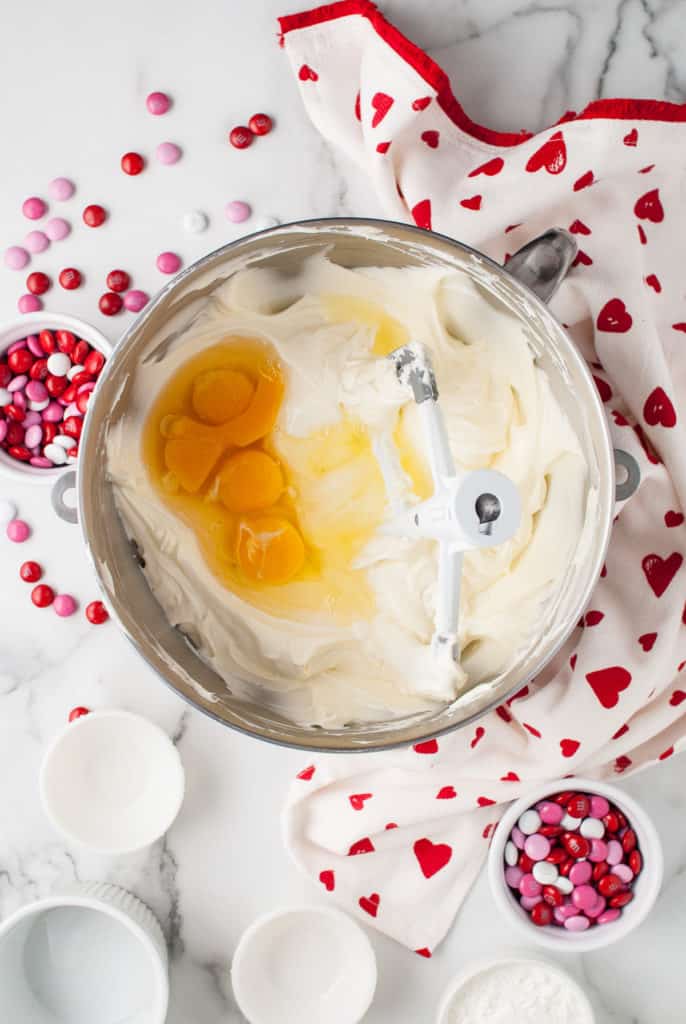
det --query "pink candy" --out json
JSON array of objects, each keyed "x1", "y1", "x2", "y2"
[
  {"x1": 597, "y1": 908, "x2": 621, "y2": 926},
  {"x1": 43, "y1": 401, "x2": 65, "y2": 423},
  {"x1": 590, "y1": 796, "x2": 610, "y2": 818},
  {"x1": 18, "y1": 294, "x2": 42, "y2": 314},
  {"x1": 538, "y1": 801, "x2": 564, "y2": 825},
  {"x1": 146, "y1": 90, "x2": 171, "y2": 115},
  {"x1": 519, "y1": 873, "x2": 542, "y2": 898},
  {"x1": 22, "y1": 411, "x2": 41, "y2": 427},
  {"x1": 26, "y1": 335, "x2": 44, "y2": 357},
  {"x1": 22, "y1": 197, "x2": 47, "y2": 220},
  {"x1": 564, "y1": 915, "x2": 590, "y2": 932},
  {"x1": 5, "y1": 246, "x2": 30, "y2": 270},
  {"x1": 589, "y1": 838, "x2": 608, "y2": 862},
  {"x1": 569, "y1": 860, "x2": 592, "y2": 886},
  {"x1": 511, "y1": 825, "x2": 525, "y2": 850},
  {"x1": 54, "y1": 593, "x2": 77, "y2": 617},
  {"x1": 30, "y1": 456, "x2": 52, "y2": 468},
  {"x1": 44, "y1": 218, "x2": 71, "y2": 242},
  {"x1": 606, "y1": 839, "x2": 623, "y2": 865},
  {"x1": 156, "y1": 252, "x2": 181, "y2": 274},
  {"x1": 6, "y1": 519, "x2": 30, "y2": 542},
  {"x1": 24, "y1": 230, "x2": 50, "y2": 254},
  {"x1": 8, "y1": 374, "x2": 28, "y2": 392},
  {"x1": 225, "y1": 200, "x2": 252, "y2": 223},
  {"x1": 26, "y1": 380, "x2": 48, "y2": 402},
  {"x1": 25, "y1": 424, "x2": 43, "y2": 448},
  {"x1": 523, "y1": 833, "x2": 550, "y2": 861},
  {"x1": 48, "y1": 177, "x2": 75, "y2": 201},
  {"x1": 520, "y1": 895, "x2": 543, "y2": 911},
  {"x1": 156, "y1": 141, "x2": 182, "y2": 165},
  {"x1": 611, "y1": 863, "x2": 634, "y2": 884},
  {"x1": 123, "y1": 289, "x2": 149, "y2": 312},
  {"x1": 504, "y1": 866, "x2": 523, "y2": 888}
]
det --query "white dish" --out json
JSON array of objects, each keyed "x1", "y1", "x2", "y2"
[
  {"x1": 40, "y1": 709, "x2": 185, "y2": 854},
  {"x1": 0, "y1": 882, "x2": 168, "y2": 1024},
  {"x1": 231, "y1": 906, "x2": 377, "y2": 1024},
  {"x1": 487, "y1": 777, "x2": 663, "y2": 952},
  {"x1": 0, "y1": 312, "x2": 111, "y2": 483}
]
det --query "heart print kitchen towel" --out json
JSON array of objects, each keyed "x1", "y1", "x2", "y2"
[{"x1": 278, "y1": 0, "x2": 686, "y2": 954}]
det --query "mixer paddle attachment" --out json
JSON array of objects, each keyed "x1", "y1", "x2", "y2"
[{"x1": 376, "y1": 342, "x2": 522, "y2": 666}]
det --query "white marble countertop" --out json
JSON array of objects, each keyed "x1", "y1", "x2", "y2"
[{"x1": 1, "y1": 1, "x2": 685, "y2": 1020}]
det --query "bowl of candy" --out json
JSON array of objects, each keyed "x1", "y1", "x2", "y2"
[
  {"x1": 488, "y1": 778, "x2": 663, "y2": 950},
  {"x1": 0, "y1": 312, "x2": 110, "y2": 481}
]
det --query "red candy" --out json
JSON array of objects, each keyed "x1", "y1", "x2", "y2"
[
  {"x1": 562, "y1": 832, "x2": 591, "y2": 859},
  {"x1": 592, "y1": 860, "x2": 610, "y2": 881},
  {"x1": 59, "y1": 268, "x2": 82, "y2": 290},
  {"x1": 63, "y1": 416, "x2": 83, "y2": 439},
  {"x1": 39, "y1": 329, "x2": 57, "y2": 353},
  {"x1": 545, "y1": 847, "x2": 567, "y2": 865},
  {"x1": 5, "y1": 404, "x2": 25, "y2": 422},
  {"x1": 42, "y1": 422, "x2": 58, "y2": 445},
  {"x1": 530, "y1": 902, "x2": 553, "y2": 927},
  {"x1": 85, "y1": 600, "x2": 109, "y2": 624},
  {"x1": 8, "y1": 445, "x2": 31, "y2": 461},
  {"x1": 20, "y1": 561, "x2": 42, "y2": 583},
  {"x1": 84, "y1": 350, "x2": 105, "y2": 375},
  {"x1": 73, "y1": 340, "x2": 90, "y2": 364},
  {"x1": 69, "y1": 706, "x2": 90, "y2": 722},
  {"x1": 248, "y1": 112, "x2": 273, "y2": 136},
  {"x1": 542, "y1": 885, "x2": 564, "y2": 907},
  {"x1": 61, "y1": 383, "x2": 79, "y2": 404},
  {"x1": 45, "y1": 374, "x2": 67, "y2": 397},
  {"x1": 598, "y1": 873, "x2": 624, "y2": 898},
  {"x1": 518, "y1": 853, "x2": 534, "y2": 873},
  {"x1": 31, "y1": 584, "x2": 55, "y2": 607},
  {"x1": 27, "y1": 272, "x2": 51, "y2": 295},
  {"x1": 629, "y1": 849, "x2": 642, "y2": 875},
  {"x1": 8, "y1": 348, "x2": 32, "y2": 374},
  {"x1": 539, "y1": 825, "x2": 564, "y2": 839},
  {"x1": 609, "y1": 890, "x2": 634, "y2": 909},
  {"x1": 6, "y1": 422, "x2": 25, "y2": 445},
  {"x1": 553, "y1": 791, "x2": 574, "y2": 805},
  {"x1": 622, "y1": 829, "x2": 637, "y2": 854},
  {"x1": 30, "y1": 358, "x2": 49, "y2": 380},
  {"x1": 566, "y1": 794, "x2": 590, "y2": 819},
  {"x1": 76, "y1": 390, "x2": 91, "y2": 414},
  {"x1": 603, "y1": 811, "x2": 621, "y2": 833},
  {"x1": 70, "y1": 371, "x2": 93, "y2": 389},
  {"x1": 99, "y1": 292, "x2": 123, "y2": 316},
  {"x1": 56, "y1": 330, "x2": 76, "y2": 354},
  {"x1": 106, "y1": 269, "x2": 130, "y2": 293},
  {"x1": 0, "y1": 364, "x2": 11, "y2": 387},
  {"x1": 229, "y1": 125, "x2": 253, "y2": 149},
  {"x1": 83, "y1": 204, "x2": 106, "y2": 227},
  {"x1": 121, "y1": 152, "x2": 145, "y2": 176}
]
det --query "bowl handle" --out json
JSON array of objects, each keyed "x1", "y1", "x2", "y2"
[
  {"x1": 51, "y1": 469, "x2": 78, "y2": 524},
  {"x1": 505, "y1": 228, "x2": 577, "y2": 303}
]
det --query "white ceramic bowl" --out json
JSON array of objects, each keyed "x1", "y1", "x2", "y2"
[
  {"x1": 436, "y1": 954, "x2": 595, "y2": 1023},
  {"x1": 487, "y1": 777, "x2": 663, "y2": 952},
  {"x1": 39, "y1": 709, "x2": 185, "y2": 855},
  {"x1": 0, "y1": 882, "x2": 168, "y2": 1024},
  {"x1": 0, "y1": 312, "x2": 111, "y2": 483},
  {"x1": 231, "y1": 906, "x2": 377, "y2": 1024}
]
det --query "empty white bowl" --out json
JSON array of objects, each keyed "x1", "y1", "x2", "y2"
[
  {"x1": 0, "y1": 312, "x2": 111, "y2": 483},
  {"x1": 0, "y1": 882, "x2": 168, "y2": 1024},
  {"x1": 231, "y1": 906, "x2": 377, "y2": 1024},
  {"x1": 487, "y1": 777, "x2": 663, "y2": 952},
  {"x1": 40, "y1": 709, "x2": 185, "y2": 854}
]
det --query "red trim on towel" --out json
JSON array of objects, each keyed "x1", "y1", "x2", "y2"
[{"x1": 278, "y1": 1, "x2": 686, "y2": 146}]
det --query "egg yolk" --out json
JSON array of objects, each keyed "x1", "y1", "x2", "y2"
[
  {"x1": 192, "y1": 368, "x2": 254, "y2": 425},
  {"x1": 217, "y1": 450, "x2": 284, "y2": 512},
  {"x1": 236, "y1": 516, "x2": 306, "y2": 584}
]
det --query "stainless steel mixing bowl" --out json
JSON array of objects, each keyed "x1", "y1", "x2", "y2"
[{"x1": 76, "y1": 219, "x2": 614, "y2": 752}]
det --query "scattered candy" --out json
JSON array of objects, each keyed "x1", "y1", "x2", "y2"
[
  {"x1": 7, "y1": 518, "x2": 30, "y2": 542},
  {"x1": 48, "y1": 177, "x2": 75, "y2": 201},
  {"x1": 156, "y1": 141, "x2": 182, "y2": 165},
  {"x1": 85, "y1": 600, "x2": 109, "y2": 624},
  {"x1": 22, "y1": 197, "x2": 47, "y2": 220},
  {"x1": 18, "y1": 294, "x2": 42, "y2": 314},
  {"x1": 4, "y1": 246, "x2": 30, "y2": 270},
  {"x1": 59, "y1": 267, "x2": 82, "y2": 290},
  {"x1": 229, "y1": 125, "x2": 253, "y2": 149},
  {"x1": 99, "y1": 291, "x2": 123, "y2": 316},
  {"x1": 31, "y1": 583, "x2": 54, "y2": 607},
  {"x1": 505, "y1": 789, "x2": 643, "y2": 932},
  {"x1": 156, "y1": 251, "x2": 181, "y2": 274},
  {"x1": 121, "y1": 151, "x2": 145, "y2": 175},
  {"x1": 54, "y1": 593, "x2": 77, "y2": 617},
  {"x1": 44, "y1": 217, "x2": 71, "y2": 241},
  {"x1": 225, "y1": 200, "x2": 251, "y2": 223},
  {"x1": 183, "y1": 210, "x2": 209, "y2": 233},
  {"x1": 123, "y1": 289, "x2": 149, "y2": 312},
  {"x1": 20, "y1": 560, "x2": 42, "y2": 582},
  {"x1": 106, "y1": 269, "x2": 130, "y2": 293},
  {"x1": 83, "y1": 204, "x2": 106, "y2": 228},
  {"x1": 24, "y1": 230, "x2": 50, "y2": 254},
  {"x1": 248, "y1": 112, "x2": 273, "y2": 136},
  {"x1": 146, "y1": 91, "x2": 171, "y2": 115},
  {"x1": 26, "y1": 272, "x2": 51, "y2": 295}
]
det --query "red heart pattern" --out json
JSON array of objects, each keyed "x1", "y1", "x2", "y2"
[
  {"x1": 585, "y1": 610, "x2": 605, "y2": 626},
  {"x1": 586, "y1": 666, "x2": 632, "y2": 708},
  {"x1": 413, "y1": 738, "x2": 438, "y2": 754},
  {"x1": 412, "y1": 96, "x2": 432, "y2": 111},
  {"x1": 570, "y1": 654, "x2": 577, "y2": 670},
  {"x1": 523, "y1": 723, "x2": 542, "y2": 738},
  {"x1": 298, "y1": 64, "x2": 318, "y2": 82},
  {"x1": 376, "y1": 141, "x2": 390, "y2": 154},
  {"x1": 673, "y1": 323, "x2": 686, "y2": 334},
  {"x1": 665, "y1": 511, "x2": 684, "y2": 528},
  {"x1": 637, "y1": 224, "x2": 647, "y2": 245},
  {"x1": 593, "y1": 376, "x2": 612, "y2": 402},
  {"x1": 297, "y1": 764, "x2": 315, "y2": 780},
  {"x1": 615, "y1": 755, "x2": 632, "y2": 773},
  {"x1": 436, "y1": 786, "x2": 456, "y2": 800},
  {"x1": 349, "y1": 793, "x2": 373, "y2": 810},
  {"x1": 348, "y1": 837, "x2": 375, "y2": 855},
  {"x1": 612, "y1": 723, "x2": 630, "y2": 740},
  {"x1": 645, "y1": 273, "x2": 661, "y2": 293},
  {"x1": 634, "y1": 188, "x2": 664, "y2": 222},
  {"x1": 359, "y1": 892, "x2": 380, "y2": 917},
  {"x1": 460, "y1": 195, "x2": 482, "y2": 210},
  {"x1": 468, "y1": 157, "x2": 504, "y2": 178},
  {"x1": 482, "y1": 823, "x2": 495, "y2": 839},
  {"x1": 569, "y1": 218, "x2": 591, "y2": 235},
  {"x1": 643, "y1": 387, "x2": 677, "y2": 428},
  {"x1": 573, "y1": 170, "x2": 595, "y2": 191},
  {"x1": 642, "y1": 552, "x2": 682, "y2": 597},
  {"x1": 385, "y1": 822, "x2": 398, "y2": 830},
  {"x1": 670, "y1": 690, "x2": 686, "y2": 706},
  {"x1": 411, "y1": 199, "x2": 432, "y2": 231},
  {"x1": 638, "y1": 632, "x2": 657, "y2": 651},
  {"x1": 470, "y1": 726, "x2": 485, "y2": 749},
  {"x1": 639, "y1": 164, "x2": 655, "y2": 174},
  {"x1": 659, "y1": 745, "x2": 674, "y2": 761},
  {"x1": 560, "y1": 738, "x2": 580, "y2": 757},
  {"x1": 421, "y1": 130, "x2": 439, "y2": 148},
  {"x1": 597, "y1": 298, "x2": 633, "y2": 333},
  {"x1": 415, "y1": 947, "x2": 432, "y2": 958},
  {"x1": 477, "y1": 796, "x2": 496, "y2": 807},
  {"x1": 525, "y1": 131, "x2": 566, "y2": 174},
  {"x1": 371, "y1": 92, "x2": 394, "y2": 128},
  {"x1": 496, "y1": 705, "x2": 512, "y2": 723},
  {"x1": 623, "y1": 128, "x2": 638, "y2": 146},
  {"x1": 572, "y1": 250, "x2": 593, "y2": 267},
  {"x1": 319, "y1": 869, "x2": 335, "y2": 891},
  {"x1": 500, "y1": 771, "x2": 520, "y2": 782},
  {"x1": 354, "y1": 91, "x2": 361, "y2": 122},
  {"x1": 413, "y1": 837, "x2": 452, "y2": 878}
]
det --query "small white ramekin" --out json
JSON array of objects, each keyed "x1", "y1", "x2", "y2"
[
  {"x1": 0, "y1": 312, "x2": 111, "y2": 483},
  {"x1": 487, "y1": 777, "x2": 663, "y2": 952},
  {"x1": 0, "y1": 882, "x2": 168, "y2": 1023}
]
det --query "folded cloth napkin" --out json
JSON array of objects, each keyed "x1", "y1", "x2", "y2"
[{"x1": 278, "y1": 0, "x2": 686, "y2": 955}]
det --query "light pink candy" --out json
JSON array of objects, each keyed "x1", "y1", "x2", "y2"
[
  {"x1": 511, "y1": 826, "x2": 526, "y2": 850},
  {"x1": 606, "y1": 839, "x2": 623, "y2": 865},
  {"x1": 26, "y1": 380, "x2": 48, "y2": 402},
  {"x1": 44, "y1": 218, "x2": 71, "y2": 241},
  {"x1": 22, "y1": 411, "x2": 41, "y2": 427},
  {"x1": 5, "y1": 246, "x2": 30, "y2": 270},
  {"x1": 24, "y1": 230, "x2": 50, "y2": 254},
  {"x1": 54, "y1": 593, "x2": 77, "y2": 617},
  {"x1": 12, "y1": 392, "x2": 26, "y2": 410},
  {"x1": 520, "y1": 894, "x2": 543, "y2": 910},
  {"x1": 225, "y1": 200, "x2": 251, "y2": 223},
  {"x1": 589, "y1": 839, "x2": 608, "y2": 863},
  {"x1": 63, "y1": 402, "x2": 80, "y2": 419},
  {"x1": 77, "y1": 381, "x2": 96, "y2": 395},
  {"x1": 24, "y1": 424, "x2": 43, "y2": 448},
  {"x1": 524, "y1": 833, "x2": 550, "y2": 861},
  {"x1": 30, "y1": 456, "x2": 52, "y2": 468},
  {"x1": 156, "y1": 252, "x2": 181, "y2": 274},
  {"x1": 505, "y1": 866, "x2": 523, "y2": 888},
  {"x1": 123, "y1": 289, "x2": 149, "y2": 312},
  {"x1": 8, "y1": 374, "x2": 28, "y2": 391},
  {"x1": 564, "y1": 915, "x2": 590, "y2": 932},
  {"x1": 22, "y1": 197, "x2": 47, "y2": 220},
  {"x1": 48, "y1": 177, "x2": 75, "y2": 201},
  {"x1": 26, "y1": 335, "x2": 44, "y2": 357},
  {"x1": 156, "y1": 141, "x2": 181, "y2": 165},
  {"x1": 0, "y1": 422, "x2": 7, "y2": 443},
  {"x1": 43, "y1": 401, "x2": 64, "y2": 422},
  {"x1": 597, "y1": 908, "x2": 621, "y2": 926},
  {"x1": 6, "y1": 519, "x2": 30, "y2": 542},
  {"x1": 611, "y1": 863, "x2": 634, "y2": 884},
  {"x1": 18, "y1": 294, "x2": 42, "y2": 314}
]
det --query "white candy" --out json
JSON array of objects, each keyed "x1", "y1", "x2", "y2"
[
  {"x1": 579, "y1": 817, "x2": 605, "y2": 839},
  {"x1": 561, "y1": 813, "x2": 580, "y2": 830},
  {"x1": 67, "y1": 363, "x2": 85, "y2": 380},
  {"x1": 556, "y1": 876, "x2": 573, "y2": 895},
  {"x1": 29, "y1": 398, "x2": 50, "y2": 411},
  {"x1": 518, "y1": 810, "x2": 542, "y2": 835},
  {"x1": 43, "y1": 442, "x2": 68, "y2": 465},
  {"x1": 183, "y1": 209, "x2": 209, "y2": 234},
  {"x1": 505, "y1": 841, "x2": 518, "y2": 867},
  {"x1": 532, "y1": 860, "x2": 558, "y2": 885},
  {"x1": 46, "y1": 352, "x2": 71, "y2": 377},
  {"x1": 0, "y1": 387, "x2": 11, "y2": 405},
  {"x1": 53, "y1": 434, "x2": 76, "y2": 451},
  {"x1": 0, "y1": 498, "x2": 17, "y2": 525}
]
